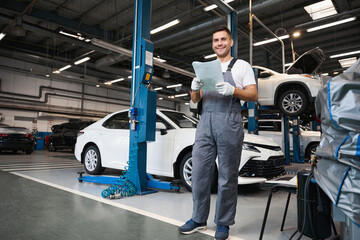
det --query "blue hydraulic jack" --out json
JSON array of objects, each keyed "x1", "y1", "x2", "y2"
[{"x1": 77, "y1": 172, "x2": 180, "y2": 193}]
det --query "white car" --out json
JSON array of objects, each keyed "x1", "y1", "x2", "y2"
[
  {"x1": 244, "y1": 119, "x2": 320, "y2": 160},
  {"x1": 255, "y1": 47, "x2": 325, "y2": 116},
  {"x1": 75, "y1": 109, "x2": 285, "y2": 191}
]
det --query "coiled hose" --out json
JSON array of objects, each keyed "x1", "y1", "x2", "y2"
[{"x1": 101, "y1": 146, "x2": 137, "y2": 199}]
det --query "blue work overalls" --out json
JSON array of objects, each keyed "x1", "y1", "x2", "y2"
[{"x1": 192, "y1": 59, "x2": 244, "y2": 226}]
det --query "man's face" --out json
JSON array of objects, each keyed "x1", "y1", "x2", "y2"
[{"x1": 212, "y1": 30, "x2": 233, "y2": 58}]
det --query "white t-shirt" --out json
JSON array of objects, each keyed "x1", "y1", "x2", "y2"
[{"x1": 220, "y1": 58, "x2": 256, "y2": 89}]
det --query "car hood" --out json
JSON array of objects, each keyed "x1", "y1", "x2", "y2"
[
  {"x1": 244, "y1": 133, "x2": 279, "y2": 147},
  {"x1": 286, "y1": 47, "x2": 326, "y2": 74}
]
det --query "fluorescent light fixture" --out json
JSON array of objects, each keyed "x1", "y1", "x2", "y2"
[
  {"x1": 104, "y1": 81, "x2": 112, "y2": 85},
  {"x1": 175, "y1": 93, "x2": 188, "y2": 98},
  {"x1": 168, "y1": 96, "x2": 175, "y2": 99},
  {"x1": 85, "y1": 39, "x2": 91, "y2": 42},
  {"x1": 204, "y1": 0, "x2": 234, "y2": 12},
  {"x1": 158, "y1": 97, "x2": 163, "y2": 100},
  {"x1": 96, "y1": 84, "x2": 100, "y2": 87},
  {"x1": 74, "y1": 57, "x2": 90, "y2": 65},
  {"x1": 166, "y1": 84, "x2": 182, "y2": 88},
  {"x1": 46, "y1": 74, "x2": 50, "y2": 77},
  {"x1": 154, "y1": 57, "x2": 166, "y2": 63},
  {"x1": 306, "y1": 17, "x2": 356, "y2": 32},
  {"x1": 204, "y1": 53, "x2": 217, "y2": 59},
  {"x1": 59, "y1": 30, "x2": 85, "y2": 40},
  {"x1": 321, "y1": 73, "x2": 329, "y2": 76},
  {"x1": 53, "y1": 70, "x2": 60, "y2": 74},
  {"x1": 0, "y1": 33, "x2": 6, "y2": 40},
  {"x1": 330, "y1": 50, "x2": 360, "y2": 58},
  {"x1": 59, "y1": 65, "x2": 72, "y2": 72},
  {"x1": 333, "y1": 71, "x2": 339, "y2": 75},
  {"x1": 150, "y1": 19, "x2": 180, "y2": 34},
  {"x1": 110, "y1": 78, "x2": 124, "y2": 83},
  {"x1": 154, "y1": 87, "x2": 163, "y2": 91},
  {"x1": 284, "y1": 63, "x2": 293, "y2": 67},
  {"x1": 304, "y1": 0, "x2": 337, "y2": 20},
  {"x1": 128, "y1": 76, "x2": 132, "y2": 79},
  {"x1": 185, "y1": 102, "x2": 190, "y2": 105},
  {"x1": 253, "y1": 35, "x2": 289, "y2": 46},
  {"x1": 338, "y1": 57, "x2": 357, "y2": 68}
]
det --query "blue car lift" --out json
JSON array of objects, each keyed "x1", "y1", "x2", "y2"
[{"x1": 78, "y1": 0, "x2": 179, "y2": 195}]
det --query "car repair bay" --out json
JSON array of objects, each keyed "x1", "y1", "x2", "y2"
[{"x1": 0, "y1": 150, "x2": 315, "y2": 240}]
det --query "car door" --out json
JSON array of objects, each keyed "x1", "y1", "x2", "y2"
[
  {"x1": 147, "y1": 115, "x2": 176, "y2": 176},
  {"x1": 98, "y1": 112, "x2": 130, "y2": 170},
  {"x1": 256, "y1": 68, "x2": 275, "y2": 105}
]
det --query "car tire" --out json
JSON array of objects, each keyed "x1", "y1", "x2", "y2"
[
  {"x1": 25, "y1": 149, "x2": 33, "y2": 154},
  {"x1": 48, "y1": 142, "x2": 56, "y2": 152},
  {"x1": 278, "y1": 89, "x2": 308, "y2": 116},
  {"x1": 305, "y1": 142, "x2": 319, "y2": 161},
  {"x1": 83, "y1": 145, "x2": 105, "y2": 175},
  {"x1": 180, "y1": 152, "x2": 218, "y2": 193}
]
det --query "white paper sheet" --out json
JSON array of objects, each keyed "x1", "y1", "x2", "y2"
[{"x1": 192, "y1": 59, "x2": 224, "y2": 91}]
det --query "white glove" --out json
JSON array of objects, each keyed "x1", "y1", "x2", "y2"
[
  {"x1": 215, "y1": 82, "x2": 235, "y2": 96},
  {"x1": 191, "y1": 78, "x2": 203, "y2": 91}
]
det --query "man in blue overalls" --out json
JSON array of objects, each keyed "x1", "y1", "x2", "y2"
[{"x1": 179, "y1": 25, "x2": 258, "y2": 240}]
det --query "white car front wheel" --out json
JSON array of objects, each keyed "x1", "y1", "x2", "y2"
[
  {"x1": 180, "y1": 152, "x2": 218, "y2": 192},
  {"x1": 278, "y1": 89, "x2": 308, "y2": 116}
]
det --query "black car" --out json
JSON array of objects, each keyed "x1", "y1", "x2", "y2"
[
  {"x1": 0, "y1": 126, "x2": 34, "y2": 154},
  {"x1": 48, "y1": 121, "x2": 94, "y2": 152}
]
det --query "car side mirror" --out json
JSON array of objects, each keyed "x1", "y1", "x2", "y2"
[
  {"x1": 259, "y1": 72, "x2": 271, "y2": 78},
  {"x1": 156, "y1": 122, "x2": 167, "y2": 135}
]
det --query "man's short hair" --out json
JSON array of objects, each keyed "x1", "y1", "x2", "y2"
[{"x1": 212, "y1": 25, "x2": 232, "y2": 38}]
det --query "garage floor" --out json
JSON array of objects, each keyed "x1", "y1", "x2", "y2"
[{"x1": 0, "y1": 150, "x2": 334, "y2": 240}]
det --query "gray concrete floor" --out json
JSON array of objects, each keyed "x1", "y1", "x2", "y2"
[{"x1": 0, "y1": 150, "x2": 335, "y2": 240}]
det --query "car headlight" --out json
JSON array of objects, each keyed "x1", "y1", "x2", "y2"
[{"x1": 242, "y1": 142, "x2": 261, "y2": 153}]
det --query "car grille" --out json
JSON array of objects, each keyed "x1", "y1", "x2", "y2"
[{"x1": 239, "y1": 156, "x2": 286, "y2": 179}]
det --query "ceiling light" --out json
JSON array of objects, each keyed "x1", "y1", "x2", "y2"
[
  {"x1": 104, "y1": 81, "x2": 112, "y2": 85},
  {"x1": 59, "y1": 65, "x2": 72, "y2": 72},
  {"x1": 292, "y1": 31, "x2": 301, "y2": 38},
  {"x1": 175, "y1": 93, "x2": 188, "y2": 98},
  {"x1": 330, "y1": 50, "x2": 360, "y2": 58},
  {"x1": 338, "y1": 57, "x2": 357, "y2": 68},
  {"x1": 185, "y1": 103, "x2": 190, "y2": 105},
  {"x1": 12, "y1": 17, "x2": 25, "y2": 37},
  {"x1": 304, "y1": 0, "x2": 337, "y2": 20},
  {"x1": 204, "y1": 53, "x2": 217, "y2": 59},
  {"x1": 45, "y1": 74, "x2": 50, "y2": 77},
  {"x1": 128, "y1": 76, "x2": 132, "y2": 79},
  {"x1": 159, "y1": 98, "x2": 163, "y2": 100},
  {"x1": 59, "y1": 30, "x2": 85, "y2": 40},
  {"x1": 168, "y1": 96, "x2": 175, "y2": 99},
  {"x1": 0, "y1": 33, "x2": 6, "y2": 40},
  {"x1": 333, "y1": 71, "x2": 339, "y2": 75},
  {"x1": 53, "y1": 70, "x2": 60, "y2": 74},
  {"x1": 284, "y1": 63, "x2": 292, "y2": 67},
  {"x1": 321, "y1": 73, "x2": 329, "y2": 76},
  {"x1": 154, "y1": 57, "x2": 166, "y2": 63},
  {"x1": 74, "y1": 57, "x2": 90, "y2": 65},
  {"x1": 154, "y1": 87, "x2": 163, "y2": 91},
  {"x1": 253, "y1": 35, "x2": 289, "y2": 46},
  {"x1": 163, "y1": 69, "x2": 170, "y2": 79},
  {"x1": 166, "y1": 84, "x2": 182, "y2": 88},
  {"x1": 110, "y1": 78, "x2": 124, "y2": 83},
  {"x1": 204, "y1": 0, "x2": 234, "y2": 12},
  {"x1": 306, "y1": 17, "x2": 356, "y2": 32},
  {"x1": 150, "y1": 19, "x2": 180, "y2": 34},
  {"x1": 96, "y1": 84, "x2": 100, "y2": 87}
]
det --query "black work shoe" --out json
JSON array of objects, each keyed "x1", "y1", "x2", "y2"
[
  {"x1": 214, "y1": 225, "x2": 229, "y2": 240},
  {"x1": 178, "y1": 219, "x2": 207, "y2": 234}
]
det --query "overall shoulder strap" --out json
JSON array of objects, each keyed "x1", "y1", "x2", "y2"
[{"x1": 227, "y1": 58, "x2": 238, "y2": 71}]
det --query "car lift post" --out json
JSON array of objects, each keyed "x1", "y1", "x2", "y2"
[
  {"x1": 282, "y1": 114, "x2": 291, "y2": 165},
  {"x1": 292, "y1": 116, "x2": 304, "y2": 163}
]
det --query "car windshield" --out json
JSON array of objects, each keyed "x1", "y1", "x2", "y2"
[{"x1": 161, "y1": 111, "x2": 198, "y2": 128}]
